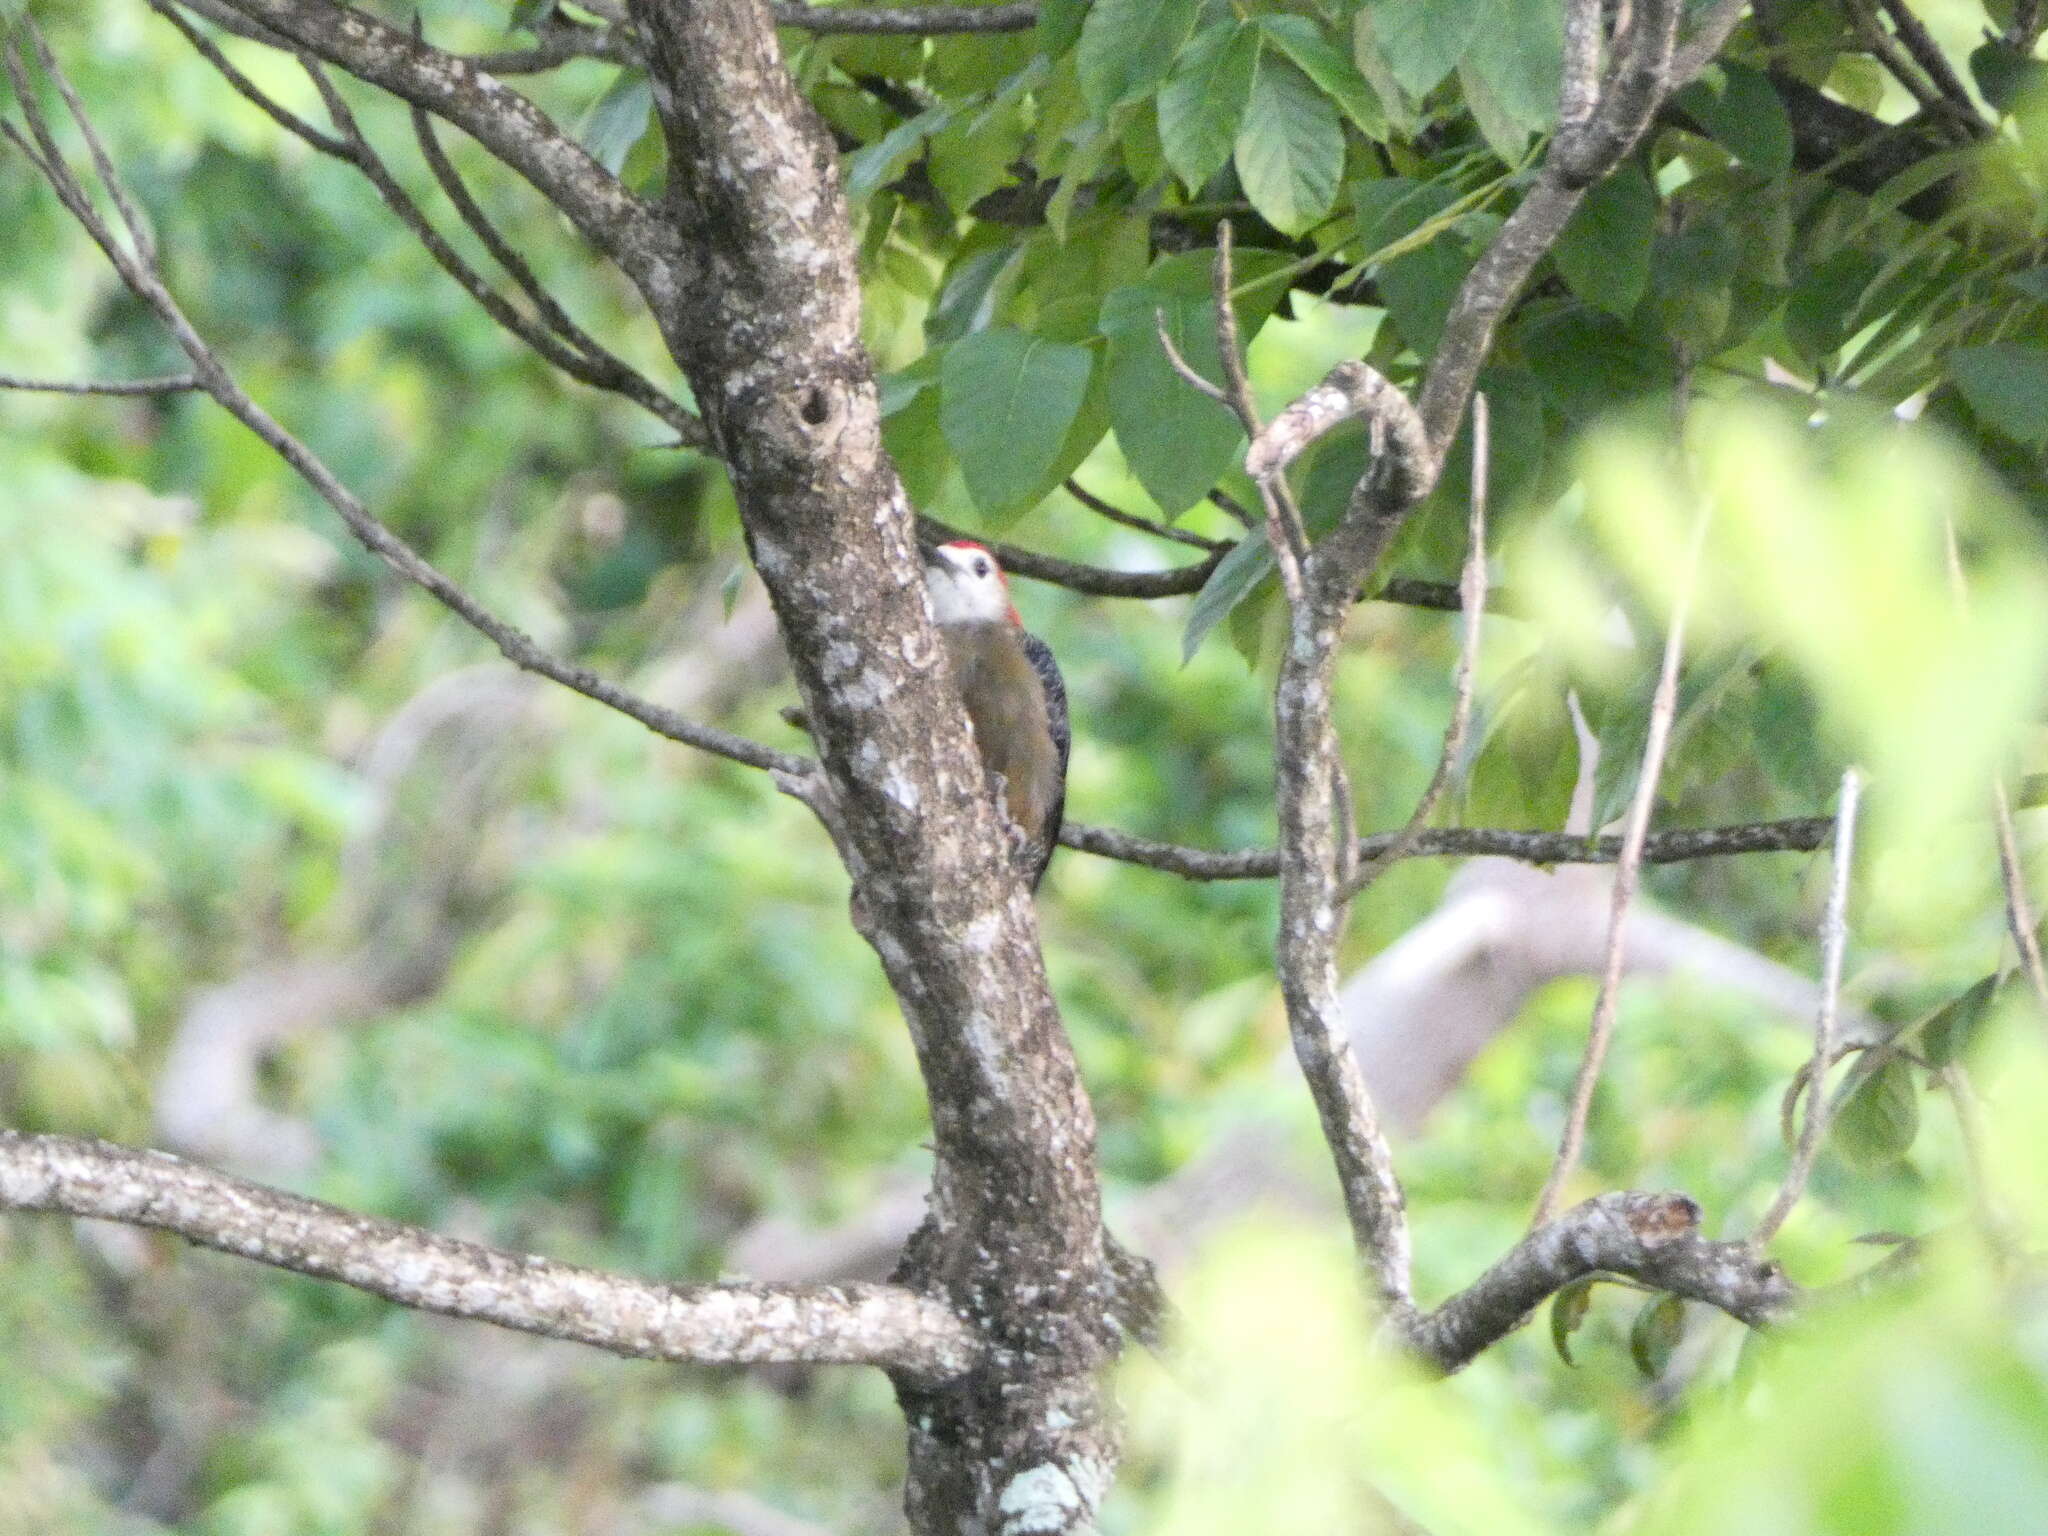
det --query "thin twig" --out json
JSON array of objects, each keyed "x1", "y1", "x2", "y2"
[
  {"x1": 1062, "y1": 479, "x2": 1222, "y2": 551},
  {"x1": 0, "y1": 42, "x2": 795, "y2": 779},
  {"x1": 1841, "y1": 0, "x2": 1948, "y2": 115},
  {"x1": 768, "y1": 3, "x2": 1037, "y2": 33},
  {"x1": 148, "y1": 3, "x2": 703, "y2": 444},
  {"x1": 1532, "y1": 501, "x2": 1710, "y2": 1227},
  {"x1": 0, "y1": 371, "x2": 201, "y2": 395},
  {"x1": 913, "y1": 515, "x2": 1225, "y2": 599},
  {"x1": 1213, "y1": 222, "x2": 1313, "y2": 574},
  {"x1": 1753, "y1": 768, "x2": 1862, "y2": 1245},
  {"x1": 1941, "y1": 517, "x2": 2048, "y2": 1027},
  {"x1": 1876, "y1": 0, "x2": 1981, "y2": 118},
  {"x1": 1347, "y1": 393, "x2": 1491, "y2": 900},
  {"x1": 148, "y1": 0, "x2": 350, "y2": 153},
  {"x1": 410, "y1": 103, "x2": 653, "y2": 395},
  {"x1": 1990, "y1": 777, "x2": 2048, "y2": 1025},
  {"x1": 25, "y1": 24, "x2": 157, "y2": 261},
  {"x1": 1151, "y1": 310, "x2": 1229, "y2": 406},
  {"x1": 1936, "y1": 1062, "x2": 2016, "y2": 1261}
]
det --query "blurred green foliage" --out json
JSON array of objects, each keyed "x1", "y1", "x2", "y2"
[{"x1": 3, "y1": 0, "x2": 2047, "y2": 1531}]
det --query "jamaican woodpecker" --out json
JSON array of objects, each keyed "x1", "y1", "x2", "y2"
[{"x1": 922, "y1": 540, "x2": 1069, "y2": 890}]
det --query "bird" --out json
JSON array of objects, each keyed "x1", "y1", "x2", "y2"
[{"x1": 921, "y1": 540, "x2": 1069, "y2": 890}]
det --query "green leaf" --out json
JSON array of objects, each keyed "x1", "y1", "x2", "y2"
[
  {"x1": 1833, "y1": 1054, "x2": 1921, "y2": 1169},
  {"x1": 938, "y1": 329, "x2": 1096, "y2": 520},
  {"x1": 1351, "y1": 176, "x2": 1461, "y2": 258},
  {"x1": 1951, "y1": 345, "x2": 2048, "y2": 446},
  {"x1": 1037, "y1": 0, "x2": 1090, "y2": 58},
  {"x1": 1234, "y1": 54, "x2": 1344, "y2": 236},
  {"x1": 1646, "y1": 218, "x2": 1740, "y2": 358},
  {"x1": 1672, "y1": 63, "x2": 1793, "y2": 177},
  {"x1": 2004, "y1": 267, "x2": 2048, "y2": 302},
  {"x1": 1457, "y1": 59, "x2": 1528, "y2": 165},
  {"x1": 844, "y1": 105, "x2": 953, "y2": 203},
  {"x1": 579, "y1": 73, "x2": 654, "y2": 176},
  {"x1": 1629, "y1": 1294, "x2": 1685, "y2": 1379},
  {"x1": 1524, "y1": 305, "x2": 1676, "y2": 420},
  {"x1": 1462, "y1": 0, "x2": 1562, "y2": 141},
  {"x1": 927, "y1": 243, "x2": 1023, "y2": 346},
  {"x1": 1256, "y1": 14, "x2": 1387, "y2": 140},
  {"x1": 1553, "y1": 165, "x2": 1655, "y2": 319},
  {"x1": 1183, "y1": 527, "x2": 1274, "y2": 662},
  {"x1": 1921, "y1": 974, "x2": 2002, "y2": 1068},
  {"x1": 1366, "y1": 0, "x2": 1482, "y2": 99},
  {"x1": 1099, "y1": 250, "x2": 1289, "y2": 515},
  {"x1": 1158, "y1": 22, "x2": 1261, "y2": 192},
  {"x1": 1970, "y1": 38, "x2": 2048, "y2": 114},
  {"x1": 1380, "y1": 235, "x2": 1471, "y2": 355},
  {"x1": 1551, "y1": 1277, "x2": 1595, "y2": 1367},
  {"x1": 1783, "y1": 245, "x2": 1882, "y2": 366},
  {"x1": 1078, "y1": 0, "x2": 1201, "y2": 112}
]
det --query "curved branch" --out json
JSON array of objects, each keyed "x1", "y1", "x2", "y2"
[
  {"x1": 1059, "y1": 816, "x2": 1835, "y2": 881},
  {"x1": 1406, "y1": 1191, "x2": 1799, "y2": 1374},
  {"x1": 0, "y1": 1133, "x2": 979, "y2": 1381}
]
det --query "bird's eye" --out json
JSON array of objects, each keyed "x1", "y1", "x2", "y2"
[{"x1": 973, "y1": 558, "x2": 990, "y2": 577}]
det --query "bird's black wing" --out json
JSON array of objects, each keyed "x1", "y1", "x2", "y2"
[{"x1": 1020, "y1": 630, "x2": 1068, "y2": 890}]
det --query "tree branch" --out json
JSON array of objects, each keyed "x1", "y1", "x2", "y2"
[
  {"x1": 1059, "y1": 815, "x2": 1836, "y2": 880},
  {"x1": 192, "y1": 0, "x2": 676, "y2": 290},
  {"x1": 0, "y1": 42, "x2": 794, "y2": 777},
  {"x1": 1753, "y1": 768, "x2": 1861, "y2": 1246},
  {"x1": 1405, "y1": 1191, "x2": 1799, "y2": 1373},
  {"x1": 0, "y1": 1132, "x2": 979, "y2": 1381},
  {"x1": 1347, "y1": 391, "x2": 1490, "y2": 900},
  {"x1": 150, "y1": 3, "x2": 703, "y2": 443},
  {"x1": 1532, "y1": 499, "x2": 1706, "y2": 1227},
  {"x1": 0, "y1": 371, "x2": 200, "y2": 394}
]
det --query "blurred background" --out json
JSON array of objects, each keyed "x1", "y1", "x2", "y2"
[{"x1": 4, "y1": 1, "x2": 2048, "y2": 1532}]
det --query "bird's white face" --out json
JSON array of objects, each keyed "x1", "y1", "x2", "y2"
[{"x1": 924, "y1": 542, "x2": 1012, "y2": 625}]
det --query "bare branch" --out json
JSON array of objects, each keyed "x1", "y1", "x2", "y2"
[
  {"x1": 1244, "y1": 359, "x2": 1429, "y2": 493},
  {"x1": 914, "y1": 515, "x2": 1225, "y2": 598},
  {"x1": 0, "y1": 55, "x2": 794, "y2": 777},
  {"x1": 0, "y1": 371, "x2": 200, "y2": 395},
  {"x1": 1405, "y1": 1191, "x2": 1798, "y2": 1373},
  {"x1": 194, "y1": 0, "x2": 674, "y2": 288},
  {"x1": 1062, "y1": 478, "x2": 1222, "y2": 551},
  {"x1": 406, "y1": 104, "x2": 702, "y2": 440},
  {"x1": 770, "y1": 3, "x2": 1036, "y2": 34},
  {"x1": 1061, "y1": 815, "x2": 1837, "y2": 881},
  {"x1": 1875, "y1": 0, "x2": 1982, "y2": 118},
  {"x1": 1991, "y1": 776, "x2": 2048, "y2": 1027},
  {"x1": 1841, "y1": 0, "x2": 1949, "y2": 115},
  {"x1": 1348, "y1": 391, "x2": 1491, "y2": 900},
  {"x1": 1532, "y1": 500, "x2": 1707, "y2": 1227},
  {"x1": 1942, "y1": 517, "x2": 2048, "y2": 1027},
  {"x1": 151, "y1": 4, "x2": 701, "y2": 441},
  {"x1": 0, "y1": 1132, "x2": 978, "y2": 1380},
  {"x1": 1151, "y1": 308, "x2": 1230, "y2": 406},
  {"x1": 1753, "y1": 768, "x2": 1862, "y2": 1245},
  {"x1": 148, "y1": 0, "x2": 350, "y2": 154}
]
